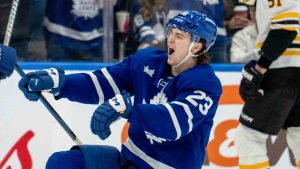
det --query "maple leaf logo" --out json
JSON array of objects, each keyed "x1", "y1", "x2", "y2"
[
  {"x1": 202, "y1": 0, "x2": 219, "y2": 5},
  {"x1": 145, "y1": 131, "x2": 167, "y2": 144},
  {"x1": 150, "y1": 92, "x2": 168, "y2": 104},
  {"x1": 71, "y1": 0, "x2": 102, "y2": 19}
]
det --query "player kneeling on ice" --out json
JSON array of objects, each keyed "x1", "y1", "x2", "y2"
[
  {"x1": 0, "y1": 44, "x2": 16, "y2": 80},
  {"x1": 18, "y1": 10, "x2": 222, "y2": 169}
]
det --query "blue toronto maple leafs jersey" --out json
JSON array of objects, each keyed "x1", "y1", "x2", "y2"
[
  {"x1": 44, "y1": 0, "x2": 103, "y2": 50},
  {"x1": 58, "y1": 48, "x2": 222, "y2": 169}
]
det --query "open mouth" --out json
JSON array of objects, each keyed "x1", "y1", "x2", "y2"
[{"x1": 168, "y1": 47, "x2": 175, "y2": 55}]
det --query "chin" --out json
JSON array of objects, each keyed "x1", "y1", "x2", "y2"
[
  {"x1": 167, "y1": 58, "x2": 173, "y2": 65},
  {"x1": 167, "y1": 59, "x2": 177, "y2": 66}
]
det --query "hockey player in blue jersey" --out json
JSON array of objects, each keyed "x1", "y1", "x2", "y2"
[
  {"x1": 18, "y1": 10, "x2": 222, "y2": 169},
  {"x1": 0, "y1": 44, "x2": 17, "y2": 80}
]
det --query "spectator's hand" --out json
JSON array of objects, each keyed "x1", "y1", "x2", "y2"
[
  {"x1": 239, "y1": 60, "x2": 264, "y2": 101},
  {"x1": 91, "y1": 91, "x2": 132, "y2": 140},
  {"x1": 228, "y1": 16, "x2": 252, "y2": 29},
  {"x1": 18, "y1": 68, "x2": 66, "y2": 101}
]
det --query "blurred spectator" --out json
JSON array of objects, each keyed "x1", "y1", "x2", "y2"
[
  {"x1": 29, "y1": 0, "x2": 46, "y2": 41},
  {"x1": 230, "y1": 5, "x2": 257, "y2": 63},
  {"x1": 0, "y1": 0, "x2": 30, "y2": 60},
  {"x1": 168, "y1": 0, "x2": 228, "y2": 63},
  {"x1": 0, "y1": 0, "x2": 46, "y2": 61},
  {"x1": 224, "y1": 1, "x2": 252, "y2": 61},
  {"x1": 230, "y1": 23, "x2": 257, "y2": 63},
  {"x1": 128, "y1": 0, "x2": 167, "y2": 51},
  {"x1": 44, "y1": 0, "x2": 117, "y2": 61},
  {"x1": 28, "y1": 0, "x2": 47, "y2": 61}
]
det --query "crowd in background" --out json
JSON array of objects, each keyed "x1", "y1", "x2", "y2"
[{"x1": 0, "y1": 0, "x2": 255, "y2": 63}]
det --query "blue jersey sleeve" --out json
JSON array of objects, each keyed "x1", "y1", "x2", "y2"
[
  {"x1": 58, "y1": 57, "x2": 134, "y2": 104},
  {"x1": 129, "y1": 70, "x2": 222, "y2": 141}
]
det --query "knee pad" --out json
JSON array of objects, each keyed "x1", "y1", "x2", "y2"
[
  {"x1": 234, "y1": 124, "x2": 270, "y2": 168},
  {"x1": 287, "y1": 127, "x2": 300, "y2": 167}
]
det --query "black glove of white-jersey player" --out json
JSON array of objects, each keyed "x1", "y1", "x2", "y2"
[{"x1": 239, "y1": 60, "x2": 264, "y2": 101}]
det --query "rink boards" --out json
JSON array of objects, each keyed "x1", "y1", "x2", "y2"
[{"x1": 0, "y1": 62, "x2": 297, "y2": 169}]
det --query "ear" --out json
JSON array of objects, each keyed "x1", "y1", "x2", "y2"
[{"x1": 191, "y1": 43, "x2": 203, "y2": 54}]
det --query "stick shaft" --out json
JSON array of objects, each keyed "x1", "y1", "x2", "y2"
[
  {"x1": 3, "y1": 0, "x2": 19, "y2": 46},
  {"x1": 3, "y1": 0, "x2": 82, "y2": 145}
]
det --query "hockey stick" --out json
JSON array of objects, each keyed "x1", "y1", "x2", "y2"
[{"x1": 3, "y1": 0, "x2": 82, "y2": 145}]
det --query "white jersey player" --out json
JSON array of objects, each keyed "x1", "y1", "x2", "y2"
[{"x1": 236, "y1": 0, "x2": 300, "y2": 168}]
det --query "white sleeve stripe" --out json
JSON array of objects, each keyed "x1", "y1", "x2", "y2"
[
  {"x1": 271, "y1": 24, "x2": 300, "y2": 28},
  {"x1": 271, "y1": 18, "x2": 299, "y2": 22},
  {"x1": 101, "y1": 68, "x2": 120, "y2": 95},
  {"x1": 87, "y1": 72, "x2": 104, "y2": 104},
  {"x1": 124, "y1": 137, "x2": 175, "y2": 169},
  {"x1": 270, "y1": 25, "x2": 300, "y2": 31},
  {"x1": 44, "y1": 17, "x2": 103, "y2": 41},
  {"x1": 172, "y1": 101, "x2": 193, "y2": 133},
  {"x1": 141, "y1": 30, "x2": 156, "y2": 38},
  {"x1": 140, "y1": 26, "x2": 152, "y2": 31},
  {"x1": 163, "y1": 103, "x2": 181, "y2": 140}
]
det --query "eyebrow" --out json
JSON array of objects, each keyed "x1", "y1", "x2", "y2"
[
  {"x1": 174, "y1": 32, "x2": 184, "y2": 36},
  {"x1": 173, "y1": 30, "x2": 188, "y2": 37}
]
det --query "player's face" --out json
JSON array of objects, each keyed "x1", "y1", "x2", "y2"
[{"x1": 166, "y1": 28, "x2": 192, "y2": 66}]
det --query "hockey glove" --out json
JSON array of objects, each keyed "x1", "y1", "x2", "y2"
[
  {"x1": 0, "y1": 44, "x2": 17, "y2": 79},
  {"x1": 18, "y1": 68, "x2": 66, "y2": 101},
  {"x1": 91, "y1": 91, "x2": 132, "y2": 140},
  {"x1": 239, "y1": 60, "x2": 264, "y2": 101}
]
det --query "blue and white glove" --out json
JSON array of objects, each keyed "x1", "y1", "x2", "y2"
[
  {"x1": 0, "y1": 44, "x2": 17, "y2": 79},
  {"x1": 91, "y1": 91, "x2": 133, "y2": 140},
  {"x1": 18, "y1": 68, "x2": 66, "y2": 101}
]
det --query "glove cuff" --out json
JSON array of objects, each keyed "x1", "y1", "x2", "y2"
[
  {"x1": 45, "y1": 68, "x2": 60, "y2": 88},
  {"x1": 257, "y1": 51, "x2": 273, "y2": 69},
  {"x1": 108, "y1": 92, "x2": 133, "y2": 119},
  {"x1": 121, "y1": 92, "x2": 133, "y2": 119},
  {"x1": 49, "y1": 68, "x2": 66, "y2": 95}
]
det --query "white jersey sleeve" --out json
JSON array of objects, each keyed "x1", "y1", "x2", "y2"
[{"x1": 255, "y1": 0, "x2": 300, "y2": 68}]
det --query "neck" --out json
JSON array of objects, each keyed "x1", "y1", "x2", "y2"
[
  {"x1": 171, "y1": 59, "x2": 196, "y2": 76},
  {"x1": 172, "y1": 43, "x2": 197, "y2": 76}
]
